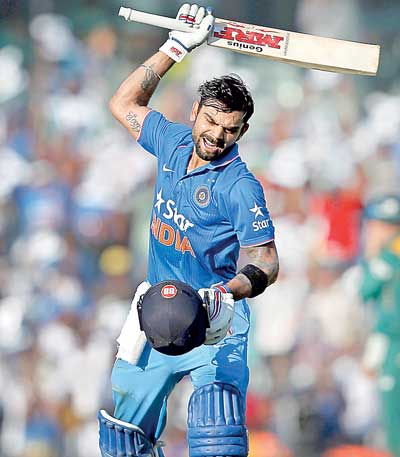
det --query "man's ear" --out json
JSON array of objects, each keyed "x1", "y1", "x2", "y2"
[
  {"x1": 237, "y1": 123, "x2": 249, "y2": 141},
  {"x1": 190, "y1": 101, "x2": 200, "y2": 122}
]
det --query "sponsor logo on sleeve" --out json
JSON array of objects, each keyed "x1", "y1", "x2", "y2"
[
  {"x1": 249, "y1": 202, "x2": 270, "y2": 231},
  {"x1": 250, "y1": 202, "x2": 263, "y2": 218}
]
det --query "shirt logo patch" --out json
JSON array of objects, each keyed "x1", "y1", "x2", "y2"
[
  {"x1": 250, "y1": 202, "x2": 270, "y2": 231},
  {"x1": 161, "y1": 284, "x2": 177, "y2": 299},
  {"x1": 154, "y1": 189, "x2": 194, "y2": 232},
  {"x1": 250, "y1": 202, "x2": 263, "y2": 219},
  {"x1": 194, "y1": 185, "x2": 211, "y2": 208},
  {"x1": 152, "y1": 189, "x2": 195, "y2": 257},
  {"x1": 162, "y1": 164, "x2": 174, "y2": 173}
]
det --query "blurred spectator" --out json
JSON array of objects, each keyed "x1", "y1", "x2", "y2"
[
  {"x1": 323, "y1": 444, "x2": 392, "y2": 457},
  {"x1": 359, "y1": 195, "x2": 400, "y2": 456}
]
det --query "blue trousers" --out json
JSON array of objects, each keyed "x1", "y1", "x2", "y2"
[{"x1": 111, "y1": 299, "x2": 250, "y2": 443}]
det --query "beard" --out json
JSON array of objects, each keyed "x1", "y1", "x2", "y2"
[{"x1": 193, "y1": 133, "x2": 227, "y2": 161}]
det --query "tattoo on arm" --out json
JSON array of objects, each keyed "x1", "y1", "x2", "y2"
[
  {"x1": 246, "y1": 242, "x2": 279, "y2": 286},
  {"x1": 228, "y1": 242, "x2": 279, "y2": 300},
  {"x1": 136, "y1": 65, "x2": 160, "y2": 105},
  {"x1": 125, "y1": 111, "x2": 141, "y2": 133},
  {"x1": 123, "y1": 66, "x2": 160, "y2": 133},
  {"x1": 141, "y1": 65, "x2": 160, "y2": 91}
]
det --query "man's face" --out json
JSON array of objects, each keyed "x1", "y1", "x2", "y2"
[{"x1": 190, "y1": 101, "x2": 249, "y2": 161}]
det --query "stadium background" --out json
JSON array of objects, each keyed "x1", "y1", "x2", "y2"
[{"x1": 0, "y1": 0, "x2": 399, "y2": 456}]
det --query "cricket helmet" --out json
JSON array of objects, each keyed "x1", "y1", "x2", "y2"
[{"x1": 137, "y1": 280, "x2": 209, "y2": 356}]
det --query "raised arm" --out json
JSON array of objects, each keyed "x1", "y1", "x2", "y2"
[
  {"x1": 227, "y1": 241, "x2": 279, "y2": 300},
  {"x1": 109, "y1": 4, "x2": 214, "y2": 140},
  {"x1": 109, "y1": 53, "x2": 174, "y2": 140}
]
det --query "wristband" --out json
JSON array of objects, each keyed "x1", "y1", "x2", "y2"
[
  {"x1": 159, "y1": 38, "x2": 188, "y2": 63},
  {"x1": 238, "y1": 264, "x2": 269, "y2": 298}
]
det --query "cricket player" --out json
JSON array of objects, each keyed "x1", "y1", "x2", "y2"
[
  {"x1": 360, "y1": 194, "x2": 400, "y2": 457},
  {"x1": 98, "y1": 4, "x2": 279, "y2": 457}
]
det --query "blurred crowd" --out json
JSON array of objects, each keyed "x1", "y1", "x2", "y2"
[{"x1": 0, "y1": 0, "x2": 400, "y2": 456}]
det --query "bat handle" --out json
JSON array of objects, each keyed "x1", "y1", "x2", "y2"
[{"x1": 118, "y1": 6, "x2": 194, "y2": 33}]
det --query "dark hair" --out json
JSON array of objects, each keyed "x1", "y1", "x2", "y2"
[{"x1": 198, "y1": 74, "x2": 254, "y2": 123}]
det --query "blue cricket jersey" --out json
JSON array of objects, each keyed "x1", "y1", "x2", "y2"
[{"x1": 138, "y1": 110, "x2": 275, "y2": 290}]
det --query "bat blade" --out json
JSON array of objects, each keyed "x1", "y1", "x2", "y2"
[
  {"x1": 118, "y1": 7, "x2": 380, "y2": 76},
  {"x1": 208, "y1": 19, "x2": 380, "y2": 76}
]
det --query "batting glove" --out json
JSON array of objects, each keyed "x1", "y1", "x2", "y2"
[
  {"x1": 198, "y1": 285, "x2": 234, "y2": 345},
  {"x1": 159, "y1": 3, "x2": 214, "y2": 63}
]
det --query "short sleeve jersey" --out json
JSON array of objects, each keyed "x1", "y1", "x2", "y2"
[{"x1": 138, "y1": 110, "x2": 275, "y2": 289}]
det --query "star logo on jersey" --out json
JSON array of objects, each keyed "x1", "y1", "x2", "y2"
[
  {"x1": 250, "y1": 202, "x2": 263, "y2": 219},
  {"x1": 154, "y1": 189, "x2": 165, "y2": 213},
  {"x1": 153, "y1": 188, "x2": 194, "y2": 232}
]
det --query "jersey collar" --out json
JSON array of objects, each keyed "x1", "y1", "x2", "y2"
[{"x1": 183, "y1": 143, "x2": 240, "y2": 177}]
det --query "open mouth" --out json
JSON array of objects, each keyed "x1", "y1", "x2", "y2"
[{"x1": 201, "y1": 137, "x2": 223, "y2": 154}]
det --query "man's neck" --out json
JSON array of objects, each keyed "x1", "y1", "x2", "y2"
[{"x1": 187, "y1": 148, "x2": 209, "y2": 172}]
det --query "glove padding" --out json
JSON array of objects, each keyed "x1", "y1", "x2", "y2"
[
  {"x1": 159, "y1": 3, "x2": 214, "y2": 63},
  {"x1": 198, "y1": 287, "x2": 234, "y2": 345}
]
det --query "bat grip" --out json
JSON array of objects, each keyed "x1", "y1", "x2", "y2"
[{"x1": 118, "y1": 6, "x2": 194, "y2": 33}]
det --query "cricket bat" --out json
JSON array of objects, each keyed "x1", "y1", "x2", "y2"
[{"x1": 118, "y1": 6, "x2": 380, "y2": 76}]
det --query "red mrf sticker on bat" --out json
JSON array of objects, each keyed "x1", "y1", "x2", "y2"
[
  {"x1": 212, "y1": 22, "x2": 286, "y2": 54},
  {"x1": 161, "y1": 284, "x2": 177, "y2": 299}
]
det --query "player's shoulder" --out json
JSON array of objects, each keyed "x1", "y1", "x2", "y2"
[{"x1": 223, "y1": 156, "x2": 261, "y2": 187}]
